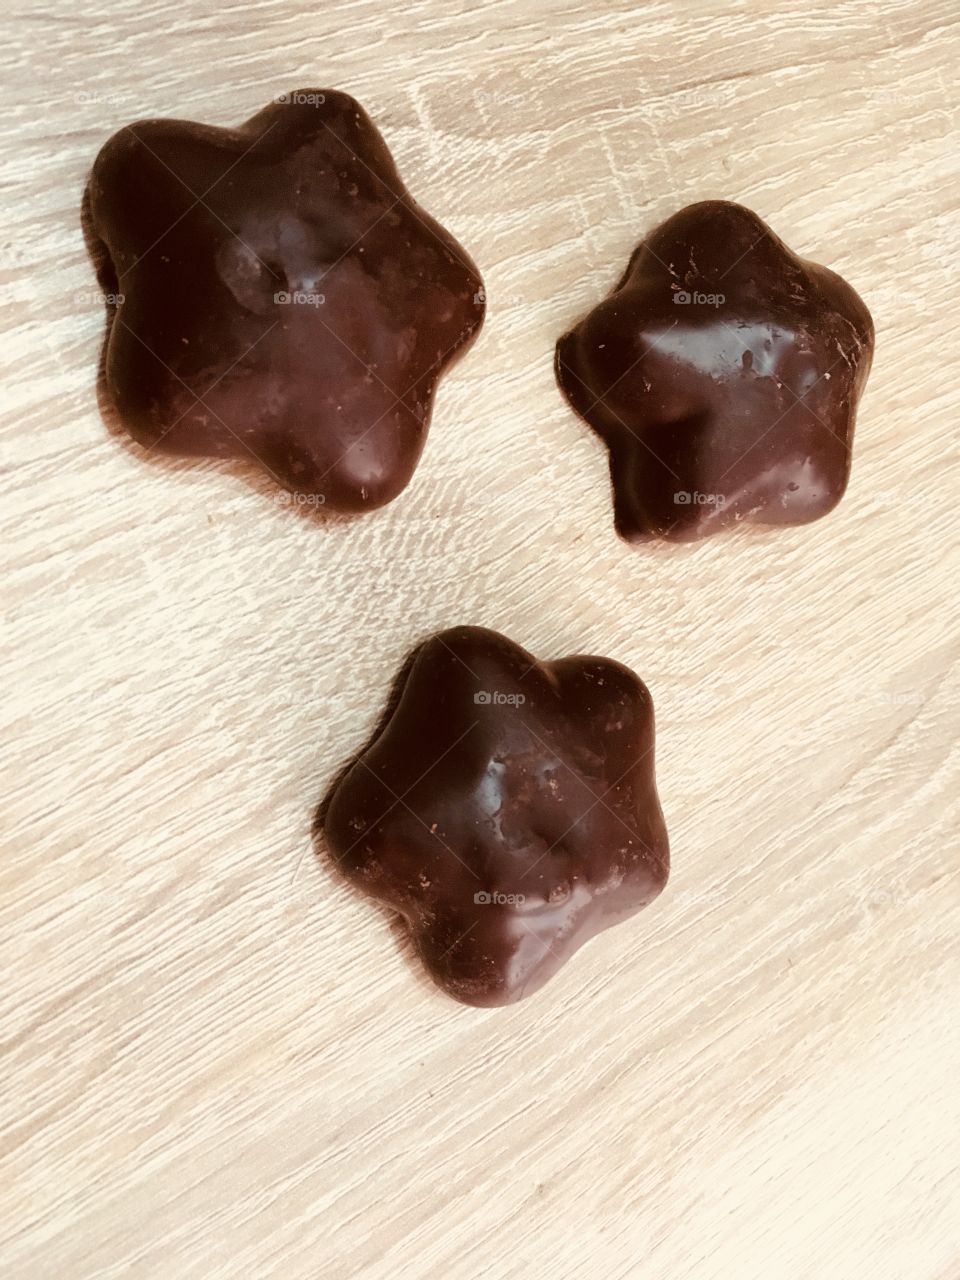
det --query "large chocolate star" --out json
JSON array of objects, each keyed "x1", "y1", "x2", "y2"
[
  {"x1": 556, "y1": 201, "x2": 874, "y2": 542},
  {"x1": 86, "y1": 89, "x2": 485, "y2": 512},
  {"x1": 323, "y1": 626, "x2": 669, "y2": 1007}
]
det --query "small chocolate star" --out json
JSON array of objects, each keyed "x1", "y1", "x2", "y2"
[
  {"x1": 87, "y1": 89, "x2": 485, "y2": 511},
  {"x1": 556, "y1": 201, "x2": 874, "y2": 542},
  {"x1": 323, "y1": 626, "x2": 669, "y2": 1007}
]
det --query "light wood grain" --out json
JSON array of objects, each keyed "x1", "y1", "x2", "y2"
[{"x1": 2, "y1": 1, "x2": 958, "y2": 1277}]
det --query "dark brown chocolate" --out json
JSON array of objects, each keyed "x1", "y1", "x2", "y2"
[
  {"x1": 556, "y1": 201, "x2": 874, "y2": 542},
  {"x1": 323, "y1": 626, "x2": 669, "y2": 1007},
  {"x1": 87, "y1": 89, "x2": 484, "y2": 512}
]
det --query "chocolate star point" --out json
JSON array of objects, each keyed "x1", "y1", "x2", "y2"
[
  {"x1": 324, "y1": 626, "x2": 669, "y2": 1007},
  {"x1": 87, "y1": 89, "x2": 485, "y2": 511}
]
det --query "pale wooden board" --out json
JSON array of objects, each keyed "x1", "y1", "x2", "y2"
[{"x1": 1, "y1": 0, "x2": 958, "y2": 1276}]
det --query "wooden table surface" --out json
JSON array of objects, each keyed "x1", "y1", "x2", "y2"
[{"x1": 2, "y1": 1, "x2": 958, "y2": 1276}]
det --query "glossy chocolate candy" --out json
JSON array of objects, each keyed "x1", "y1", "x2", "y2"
[
  {"x1": 87, "y1": 89, "x2": 485, "y2": 512},
  {"x1": 556, "y1": 201, "x2": 874, "y2": 542},
  {"x1": 324, "y1": 626, "x2": 669, "y2": 1007}
]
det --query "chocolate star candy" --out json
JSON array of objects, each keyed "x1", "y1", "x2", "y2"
[
  {"x1": 556, "y1": 201, "x2": 874, "y2": 542},
  {"x1": 87, "y1": 89, "x2": 485, "y2": 512},
  {"x1": 324, "y1": 626, "x2": 669, "y2": 1007}
]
